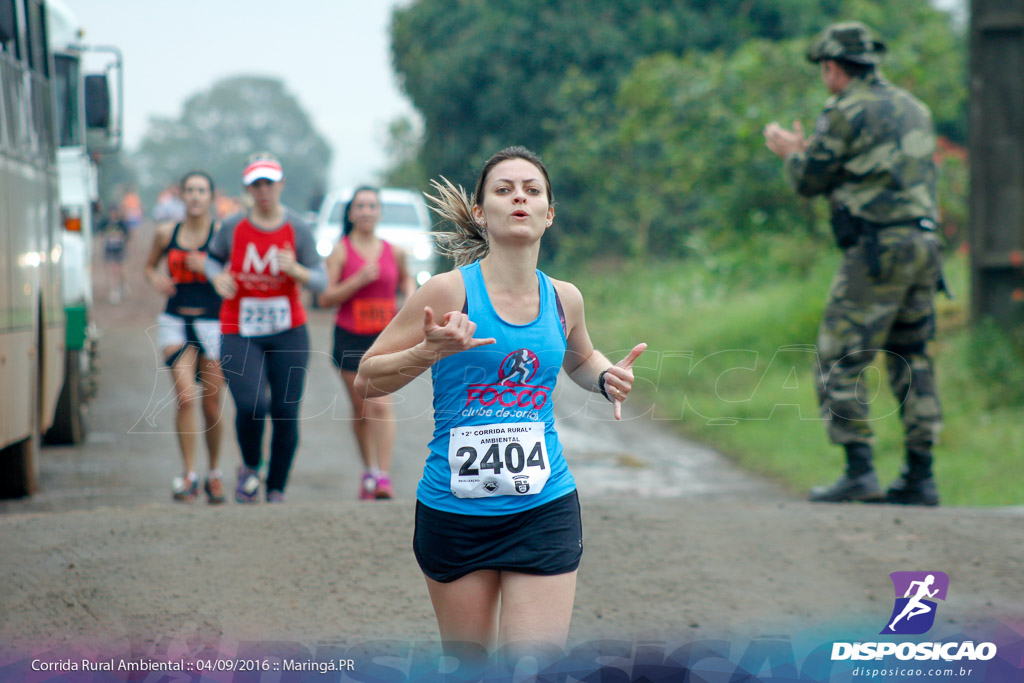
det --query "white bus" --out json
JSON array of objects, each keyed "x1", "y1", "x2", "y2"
[
  {"x1": 0, "y1": 0, "x2": 120, "y2": 496},
  {"x1": 45, "y1": 0, "x2": 122, "y2": 445},
  {"x1": 0, "y1": 0, "x2": 63, "y2": 496}
]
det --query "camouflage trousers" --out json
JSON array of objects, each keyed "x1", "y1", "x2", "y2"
[{"x1": 816, "y1": 226, "x2": 943, "y2": 450}]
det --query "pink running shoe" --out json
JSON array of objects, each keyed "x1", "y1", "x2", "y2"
[
  {"x1": 359, "y1": 472, "x2": 377, "y2": 500},
  {"x1": 375, "y1": 474, "x2": 394, "y2": 499}
]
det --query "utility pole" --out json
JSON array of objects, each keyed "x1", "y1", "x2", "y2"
[{"x1": 969, "y1": 0, "x2": 1024, "y2": 326}]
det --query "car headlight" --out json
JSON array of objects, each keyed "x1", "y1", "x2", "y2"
[
  {"x1": 413, "y1": 242, "x2": 434, "y2": 262},
  {"x1": 416, "y1": 271, "x2": 432, "y2": 286},
  {"x1": 316, "y1": 239, "x2": 334, "y2": 257}
]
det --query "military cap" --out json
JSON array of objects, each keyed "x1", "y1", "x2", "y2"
[{"x1": 806, "y1": 21, "x2": 887, "y2": 65}]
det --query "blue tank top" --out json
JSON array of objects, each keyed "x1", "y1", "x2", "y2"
[{"x1": 417, "y1": 261, "x2": 575, "y2": 514}]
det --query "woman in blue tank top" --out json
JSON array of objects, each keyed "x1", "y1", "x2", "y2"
[{"x1": 355, "y1": 146, "x2": 646, "y2": 661}]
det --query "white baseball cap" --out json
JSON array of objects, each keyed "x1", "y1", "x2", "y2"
[{"x1": 243, "y1": 159, "x2": 284, "y2": 185}]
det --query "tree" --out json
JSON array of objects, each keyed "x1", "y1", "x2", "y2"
[
  {"x1": 544, "y1": 0, "x2": 966, "y2": 260},
  {"x1": 133, "y1": 76, "x2": 331, "y2": 212},
  {"x1": 391, "y1": 0, "x2": 848, "y2": 190},
  {"x1": 390, "y1": 0, "x2": 965, "y2": 263},
  {"x1": 381, "y1": 115, "x2": 428, "y2": 190}
]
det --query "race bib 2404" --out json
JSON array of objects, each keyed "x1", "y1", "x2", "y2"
[{"x1": 448, "y1": 422, "x2": 550, "y2": 498}]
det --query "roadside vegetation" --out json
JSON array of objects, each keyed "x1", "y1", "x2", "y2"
[
  {"x1": 385, "y1": 0, "x2": 1022, "y2": 506},
  {"x1": 568, "y1": 239, "x2": 1024, "y2": 507}
]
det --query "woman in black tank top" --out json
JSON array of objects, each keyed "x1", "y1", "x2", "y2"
[{"x1": 143, "y1": 171, "x2": 226, "y2": 503}]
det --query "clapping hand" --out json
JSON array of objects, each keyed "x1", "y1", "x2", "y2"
[{"x1": 763, "y1": 120, "x2": 807, "y2": 158}]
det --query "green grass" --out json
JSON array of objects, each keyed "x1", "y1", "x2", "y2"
[{"x1": 564, "y1": 235, "x2": 1024, "y2": 506}]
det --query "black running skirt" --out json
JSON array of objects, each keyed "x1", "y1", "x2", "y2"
[
  {"x1": 331, "y1": 325, "x2": 378, "y2": 373},
  {"x1": 413, "y1": 490, "x2": 582, "y2": 583}
]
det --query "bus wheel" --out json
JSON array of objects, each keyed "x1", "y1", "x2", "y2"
[
  {"x1": 45, "y1": 349, "x2": 88, "y2": 445},
  {"x1": 0, "y1": 433, "x2": 38, "y2": 498}
]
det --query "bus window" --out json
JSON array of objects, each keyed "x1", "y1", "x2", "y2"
[
  {"x1": 1, "y1": 56, "x2": 21, "y2": 154},
  {"x1": 0, "y1": 64, "x2": 6, "y2": 152},
  {"x1": 0, "y1": 0, "x2": 18, "y2": 58},
  {"x1": 33, "y1": 70, "x2": 53, "y2": 155},
  {"x1": 25, "y1": 0, "x2": 45, "y2": 76},
  {"x1": 53, "y1": 54, "x2": 79, "y2": 147}
]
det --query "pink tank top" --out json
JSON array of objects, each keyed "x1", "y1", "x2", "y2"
[{"x1": 335, "y1": 236, "x2": 399, "y2": 335}]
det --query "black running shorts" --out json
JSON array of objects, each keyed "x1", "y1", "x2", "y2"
[
  {"x1": 331, "y1": 325, "x2": 378, "y2": 373},
  {"x1": 413, "y1": 490, "x2": 583, "y2": 583}
]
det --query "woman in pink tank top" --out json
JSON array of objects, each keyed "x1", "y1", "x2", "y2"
[{"x1": 319, "y1": 187, "x2": 415, "y2": 499}]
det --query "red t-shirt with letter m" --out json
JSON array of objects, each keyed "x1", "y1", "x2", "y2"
[{"x1": 220, "y1": 218, "x2": 307, "y2": 336}]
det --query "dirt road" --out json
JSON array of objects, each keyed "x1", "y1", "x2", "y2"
[{"x1": 1, "y1": 228, "x2": 1022, "y2": 681}]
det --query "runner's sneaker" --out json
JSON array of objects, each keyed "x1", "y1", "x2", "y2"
[
  {"x1": 204, "y1": 476, "x2": 226, "y2": 505},
  {"x1": 375, "y1": 474, "x2": 394, "y2": 499},
  {"x1": 266, "y1": 490, "x2": 286, "y2": 504},
  {"x1": 359, "y1": 472, "x2": 377, "y2": 501},
  {"x1": 172, "y1": 474, "x2": 198, "y2": 502},
  {"x1": 235, "y1": 465, "x2": 260, "y2": 504}
]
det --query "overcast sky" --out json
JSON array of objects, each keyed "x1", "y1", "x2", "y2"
[
  {"x1": 65, "y1": 0, "x2": 416, "y2": 191},
  {"x1": 64, "y1": 0, "x2": 965, "y2": 196}
]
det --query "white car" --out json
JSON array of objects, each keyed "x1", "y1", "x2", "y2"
[{"x1": 313, "y1": 187, "x2": 438, "y2": 286}]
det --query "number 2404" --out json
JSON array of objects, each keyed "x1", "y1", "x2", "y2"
[{"x1": 457, "y1": 442, "x2": 545, "y2": 476}]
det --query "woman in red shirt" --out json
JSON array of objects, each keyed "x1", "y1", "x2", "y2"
[
  {"x1": 206, "y1": 154, "x2": 326, "y2": 503},
  {"x1": 319, "y1": 187, "x2": 414, "y2": 499}
]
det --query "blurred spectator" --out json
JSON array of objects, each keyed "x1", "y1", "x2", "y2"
[
  {"x1": 214, "y1": 191, "x2": 242, "y2": 220},
  {"x1": 153, "y1": 185, "x2": 187, "y2": 223},
  {"x1": 100, "y1": 207, "x2": 130, "y2": 304},
  {"x1": 120, "y1": 189, "x2": 144, "y2": 234}
]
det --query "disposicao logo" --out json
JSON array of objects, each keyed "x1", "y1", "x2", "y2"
[
  {"x1": 831, "y1": 570, "x2": 998, "y2": 663},
  {"x1": 882, "y1": 571, "x2": 949, "y2": 635}
]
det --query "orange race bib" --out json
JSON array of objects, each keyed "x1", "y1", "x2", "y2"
[{"x1": 352, "y1": 298, "x2": 396, "y2": 334}]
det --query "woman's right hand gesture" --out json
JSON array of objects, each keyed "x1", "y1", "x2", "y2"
[{"x1": 420, "y1": 306, "x2": 495, "y2": 359}]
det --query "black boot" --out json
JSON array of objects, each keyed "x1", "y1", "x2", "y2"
[
  {"x1": 885, "y1": 448, "x2": 939, "y2": 506},
  {"x1": 808, "y1": 443, "x2": 883, "y2": 503}
]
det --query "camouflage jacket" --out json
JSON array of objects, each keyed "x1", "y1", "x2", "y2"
[{"x1": 784, "y1": 73, "x2": 938, "y2": 224}]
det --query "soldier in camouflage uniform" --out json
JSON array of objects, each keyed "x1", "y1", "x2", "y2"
[{"x1": 763, "y1": 22, "x2": 943, "y2": 505}]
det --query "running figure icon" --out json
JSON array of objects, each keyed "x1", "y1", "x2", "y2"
[
  {"x1": 889, "y1": 574, "x2": 939, "y2": 631},
  {"x1": 500, "y1": 349, "x2": 538, "y2": 386}
]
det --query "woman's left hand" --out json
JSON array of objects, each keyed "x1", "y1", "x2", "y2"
[
  {"x1": 603, "y1": 343, "x2": 647, "y2": 420},
  {"x1": 276, "y1": 247, "x2": 299, "y2": 278}
]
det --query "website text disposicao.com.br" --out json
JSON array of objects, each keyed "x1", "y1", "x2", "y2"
[
  {"x1": 839, "y1": 640, "x2": 996, "y2": 680},
  {"x1": 851, "y1": 665, "x2": 978, "y2": 679}
]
